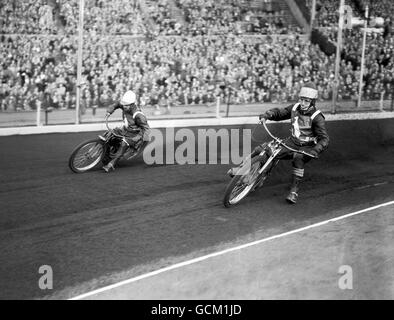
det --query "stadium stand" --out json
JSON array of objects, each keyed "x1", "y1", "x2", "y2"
[{"x1": 0, "y1": 0, "x2": 393, "y2": 113}]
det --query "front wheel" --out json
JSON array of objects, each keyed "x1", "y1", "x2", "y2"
[
  {"x1": 223, "y1": 156, "x2": 267, "y2": 208},
  {"x1": 68, "y1": 139, "x2": 106, "y2": 173}
]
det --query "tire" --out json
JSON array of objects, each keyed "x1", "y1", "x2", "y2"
[
  {"x1": 223, "y1": 156, "x2": 268, "y2": 208},
  {"x1": 68, "y1": 139, "x2": 106, "y2": 173}
]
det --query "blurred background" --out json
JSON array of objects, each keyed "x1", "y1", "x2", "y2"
[{"x1": 0, "y1": 0, "x2": 393, "y2": 126}]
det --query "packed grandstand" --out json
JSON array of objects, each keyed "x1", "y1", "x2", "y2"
[{"x1": 0, "y1": 0, "x2": 393, "y2": 112}]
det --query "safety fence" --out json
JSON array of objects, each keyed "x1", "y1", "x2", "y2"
[{"x1": 0, "y1": 97, "x2": 393, "y2": 128}]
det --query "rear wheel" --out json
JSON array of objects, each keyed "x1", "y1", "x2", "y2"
[
  {"x1": 68, "y1": 139, "x2": 106, "y2": 173},
  {"x1": 223, "y1": 156, "x2": 266, "y2": 208}
]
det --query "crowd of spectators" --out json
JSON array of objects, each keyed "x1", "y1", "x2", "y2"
[
  {"x1": 3, "y1": 32, "x2": 392, "y2": 112},
  {"x1": 1, "y1": 0, "x2": 303, "y2": 36},
  {"x1": 57, "y1": 0, "x2": 146, "y2": 35},
  {"x1": 304, "y1": 0, "x2": 394, "y2": 101},
  {"x1": 0, "y1": 0, "x2": 58, "y2": 34},
  {"x1": 140, "y1": 0, "x2": 303, "y2": 36},
  {"x1": 306, "y1": 0, "x2": 393, "y2": 30},
  {"x1": 174, "y1": 0, "x2": 302, "y2": 36},
  {"x1": 0, "y1": 35, "x2": 77, "y2": 111},
  {"x1": 354, "y1": 0, "x2": 394, "y2": 21},
  {"x1": 145, "y1": 0, "x2": 183, "y2": 36},
  {"x1": 0, "y1": 0, "x2": 393, "y2": 112},
  {"x1": 341, "y1": 29, "x2": 394, "y2": 100},
  {"x1": 305, "y1": 0, "x2": 364, "y2": 28},
  {"x1": 0, "y1": 0, "x2": 146, "y2": 35},
  {"x1": 307, "y1": 0, "x2": 339, "y2": 27}
]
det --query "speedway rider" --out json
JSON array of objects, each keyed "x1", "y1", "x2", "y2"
[
  {"x1": 230, "y1": 82, "x2": 329, "y2": 204},
  {"x1": 102, "y1": 90, "x2": 150, "y2": 172}
]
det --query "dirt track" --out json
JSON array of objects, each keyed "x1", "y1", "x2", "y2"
[{"x1": 0, "y1": 119, "x2": 393, "y2": 299}]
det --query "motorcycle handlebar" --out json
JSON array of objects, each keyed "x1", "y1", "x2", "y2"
[
  {"x1": 259, "y1": 119, "x2": 318, "y2": 159},
  {"x1": 105, "y1": 114, "x2": 125, "y2": 139}
]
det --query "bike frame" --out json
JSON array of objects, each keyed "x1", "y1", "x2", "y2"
[
  {"x1": 255, "y1": 143, "x2": 279, "y2": 174},
  {"x1": 255, "y1": 120, "x2": 317, "y2": 175},
  {"x1": 224, "y1": 120, "x2": 318, "y2": 207},
  {"x1": 104, "y1": 115, "x2": 148, "y2": 161},
  {"x1": 260, "y1": 119, "x2": 317, "y2": 158},
  {"x1": 103, "y1": 116, "x2": 133, "y2": 148}
]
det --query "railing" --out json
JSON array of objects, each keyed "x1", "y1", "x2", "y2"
[{"x1": 1, "y1": 95, "x2": 393, "y2": 128}]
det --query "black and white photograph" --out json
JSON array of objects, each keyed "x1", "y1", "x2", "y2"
[{"x1": 0, "y1": 0, "x2": 393, "y2": 305}]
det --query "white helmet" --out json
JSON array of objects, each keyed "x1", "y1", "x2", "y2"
[
  {"x1": 299, "y1": 84, "x2": 318, "y2": 100},
  {"x1": 299, "y1": 82, "x2": 318, "y2": 112},
  {"x1": 120, "y1": 90, "x2": 136, "y2": 105}
]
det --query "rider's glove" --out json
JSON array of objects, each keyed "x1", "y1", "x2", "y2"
[
  {"x1": 308, "y1": 149, "x2": 319, "y2": 159},
  {"x1": 259, "y1": 110, "x2": 274, "y2": 121},
  {"x1": 105, "y1": 112, "x2": 111, "y2": 119}
]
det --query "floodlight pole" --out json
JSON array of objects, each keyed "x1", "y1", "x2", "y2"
[
  {"x1": 332, "y1": 0, "x2": 345, "y2": 114},
  {"x1": 310, "y1": 0, "x2": 316, "y2": 30},
  {"x1": 357, "y1": 5, "x2": 369, "y2": 108},
  {"x1": 75, "y1": 0, "x2": 85, "y2": 124}
]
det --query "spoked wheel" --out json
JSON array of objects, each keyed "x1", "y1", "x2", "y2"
[
  {"x1": 68, "y1": 139, "x2": 106, "y2": 173},
  {"x1": 223, "y1": 157, "x2": 266, "y2": 208}
]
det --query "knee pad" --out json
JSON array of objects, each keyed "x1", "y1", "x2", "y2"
[{"x1": 292, "y1": 153, "x2": 305, "y2": 169}]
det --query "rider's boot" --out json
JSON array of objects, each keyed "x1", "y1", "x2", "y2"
[
  {"x1": 286, "y1": 174, "x2": 303, "y2": 204},
  {"x1": 103, "y1": 141, "x2": 128, "y2": 173}
]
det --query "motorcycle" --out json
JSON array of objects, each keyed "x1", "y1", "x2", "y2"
[
  {"x1": 68, "y1": 116, "x2": 148, "y2": 173},
  {"x1": 223, "y1": 119, "x2": 317, "y2": 207}
]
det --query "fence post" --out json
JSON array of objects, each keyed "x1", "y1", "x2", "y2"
[
  {"x1": 216, "y1": 96, "x2": 220, "y2": 118},
  {"x1": 75, "y1": 0, "x2": 85, "y2": 125},
  {"x1": 357, "y1": 5, "x2": 369, "y2": 108},
  {"x1": 332, "y1": 0, "x2": 346, "y2": 114},
  {"x1": 380, "y1": 91, "x2": 385, "y2": 111},
  {"x1": 36, "y1": 101, "x2": 41, "y2": 126},
  {"x1": 391, "y1": 84, "x2": 394, "y2": 112},
  {"x1": 184, "y1": 92, "x2": 188, "y2": 106},
  {"x1": 45, "y1": 107, "x2": 53, "y2": 125},
  {"x1": 226, "y1": 90, "x2": 231, "y2": 117}
]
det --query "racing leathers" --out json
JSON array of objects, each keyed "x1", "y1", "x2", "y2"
[
  {"x1": 106, "y1": 102, "x2": 150, "y2": 146},
  {"x1": 103, "y1": 102, "x2": 150, "y2": 172},
  {"x1": 262, "y1": 102, "x2": 329, "y2": 203},
  {"x1": 265, "y1": 102, "x2": 329, "y2": 161}
]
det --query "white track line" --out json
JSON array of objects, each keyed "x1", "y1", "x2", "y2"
[
  {"x1": 69, "y1": 200, "x2": 394, "y2": 300},
  {"x1": 354, "y1": 182, "x2": 389, "y2": 190}
]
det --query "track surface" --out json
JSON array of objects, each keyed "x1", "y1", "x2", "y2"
[{"x1": 0, "y1": 127, "x2": 394, "y2": 299}]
